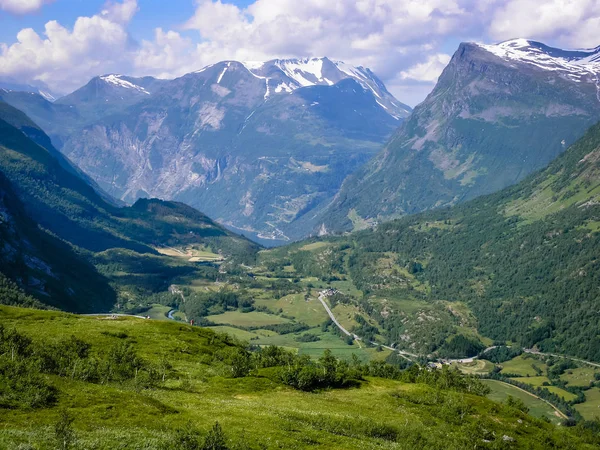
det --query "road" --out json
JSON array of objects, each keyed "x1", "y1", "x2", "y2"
[
  {"x1": 317, "y1": 290, "x2": 600, "y2": 369},
  {"x1": 317, "y1": 292, "x2": 356, "y2": 338},
  {"x1": 523, "y1": 349, "x2": 600, "y2": 368},
  {"x1": 317, "y1": 291, "x2": 417, "y2": 360}
]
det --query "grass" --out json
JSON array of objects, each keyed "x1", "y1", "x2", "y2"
[
  {"x1": 347, "y1": 208, "x2": 375, "y2": 232},
  {"x1": 206, "y1": 326, "x2": 260, "y2": 341},
  {"x1": 451, "y1": 359, "x2": 494, "y2": 375},
  {"x1": 330, "y1": 303, "x2": 361, "y2": 332},
  {"x1": 544, "y1": 386, "x2": 578, "y2": 402},
  {"x1": 0, "y1": 305, "x2": 595, "y2": 449},
  {"x1": 561, "y1": 367, "x2": 599, "y2": 387},
  {"x1": 576, "y1": 388, "x2": 600, "y2": 420},
  {"x1": 482, "y1": 380, "x2": 563, "y2": 425},
  {"x1": 299, "y1": 242, "x2": 330, "y2": 251},
  {"x1": 254, "y1": 293, "x2": 328, "y2": 327},
  {"x1": 144, "y1": 304, "x2": 172, "y2": 320},
  {"x1": 500, "y1": 355, "x2": 547, "y2": 376},
  {"x1": 205, "y1": 310, "x2": 290, "y2": 327},
  {"x1": 512, "y1": 376, "x2": 551, "y2": 387},
  {"x1": 504, "y1": 173, "x2": 600, "y2": 221},
  {"x1": 155, "y1": 246, "x2": 223, "y2": 262}
]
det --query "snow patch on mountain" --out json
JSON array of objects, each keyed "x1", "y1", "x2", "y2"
[
  {"x1": 478, "y1": 39, "x2": 600, "y2": 103},
  {"x1": 216, "y1": 63, "x2": 231, "y2": 84},
  {"x1": 273, "y1": 58, "x2": 334, "y2": 87},
  {"x1": 240, "y1": 57, "x2": 411, "y2": 119},
  {"x1": 477, "y1": 39, "x2": 600, "y2": 76},
  {"x1": 100, "y1": 75, "x2": 150, "y2": 95},
  {"x1": 274, "y1": 82, "x2": 294, "y2": 94},
  {"x1": 38, "y1": 90, "x2": 56, "y2": 102}
]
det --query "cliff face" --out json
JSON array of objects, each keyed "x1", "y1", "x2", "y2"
[
  {"x1": 318, "y1": 40, "x2": 600, "y2": 233},
  {"x1": 59, "y1": 60, "x2": 408, "y2": 243}
]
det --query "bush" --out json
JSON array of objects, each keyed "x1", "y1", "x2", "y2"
[
  {"x1": 506, "y1": 395, "x2": 529, "y2": 413},
  {"x1": 54, "y1": 409, "x2": 76, "y2": 450},
  {"x1": 202, "y1": 422, "x2": 228, "y2": 450},
  {"x1": 295, "y1": 333, "x2": 321, "y2": 342}
]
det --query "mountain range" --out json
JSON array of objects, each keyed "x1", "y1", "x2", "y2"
[
  {"x1": 317, "y1": 39, "x2": 600, "y2": 233},
  {"x1": 1, "y1": 57, "x2": 410, "y2": 245}
]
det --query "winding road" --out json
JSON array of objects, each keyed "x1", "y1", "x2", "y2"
[
  {"x1": 316, "y1": 290, "x2": 600, "y2": 368},
  {"x1": 317, "y1": 291, "x2": 417, "y2": 361}
]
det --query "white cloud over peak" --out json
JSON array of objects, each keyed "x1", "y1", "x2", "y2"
[
  {"x1": 488, "y1": 0, "x2": 600, "y2": 48},
  {"x1": 0, "y1": 0, "x2": 598, "y2": 105},
  {"x1": 0, "y1": 0, "x2": 53, "y2": 14},
  {"x1": 400, "y1": 54, "x2": 452, "y2": 83}
]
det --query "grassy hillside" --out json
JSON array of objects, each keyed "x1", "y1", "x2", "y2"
[
  {"x1": 0, "y1": 102, "x2": 259, "y2": 311},
  {"x1": 256, "y1": 121, "x2": 600, "y2": 362},
  {"x1": 1, "y1": 305, "x2": 598, "y2": 449}
]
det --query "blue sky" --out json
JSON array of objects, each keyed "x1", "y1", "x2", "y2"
[{"x1": 0, "y1": 1, "x2": 597, "y2": 106}]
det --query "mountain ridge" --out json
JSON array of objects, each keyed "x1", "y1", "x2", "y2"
[
  {"x1": 317, "y1": 38, "x2": 600, "y2": 234},
  {"x1": 48, "y1": 58, "x2": 410, "y2": 244}
]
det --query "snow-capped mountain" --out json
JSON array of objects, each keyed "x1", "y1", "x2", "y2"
[
  {"x1": 56, "y1": 74, "x2": 165, "y2": 107},
  {"x1": 98, "y1": 74, "x2": 151, "y2": 95},
  {"x1": 0, "y1": 79, "x2": 57, "y2": 102},
  {"x1": 241, "y1": 57, "x2": 410, "y2": 119},
  {"x1": 477, "y1": 39, "x2": 600, "y2": 98},
  {"x1": 318, "y1": 39, "x2": 600, "y2": 234},
  {"x1": 5, "y1": 57, "x2": 409, "y2": 244}
]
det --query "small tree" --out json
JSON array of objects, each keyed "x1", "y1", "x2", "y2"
[
  {"x1": 174, "y1": 422, "x2": 201, "y2": 450},
  {"x1": 202, "y1": 422, "x2": 228, "y2": 450},
  {"x1": 54, "y1": 409, "x2": 76, "y2": 450},
  {"x1": 506, "y1": 395, "x2": 529, "y2": 413}
]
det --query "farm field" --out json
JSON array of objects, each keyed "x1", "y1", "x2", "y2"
[
  {"x1": 452, "y1": 359, "x2": 494, "y2": 375},
  {"x1": 205, "y1": 310, "x2": 290, "y2": 327},
  {"x1": 512, "y1": 376, "x2": 550, "y2": 387},
  {"x1": 561, "y1": 367, "x2": 599, "y2": 387},
  {"x1": 253, "y1": 293, "x2": 328, "y2": 327},
  {"x1": 155, "y1": 246, "x2": 223, "y2": 262},
  {"x1": 499, "y1": 355, "x2": 547, "y2": 376},
  {"x1": 544, "y1": 386, "x2": 578, "y2": 402},
  {"x1": 482, "y1": 380, "x2": 563, "y2": 424},
  {"x1": 576, "y1": 388, "x2": 600, "y2": 420},
  {"x1": 144, "y1": 304, "x2": 172, "y2": 320}
]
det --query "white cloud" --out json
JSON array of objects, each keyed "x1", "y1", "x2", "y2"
[
  {"x1": 0, "y1": 0, "x2": 598, "y2": 105},
  {"x1": 0, "y1": 1, "x2": 136, "y2": 93},
  {"x1": 400, "y1": 53, "x2": 452, "y2": 82},
  {"x1": 488, "y1": 0, "x2": 600, "y2": 48},
  {"x1": 0, "y1": 0, "x2": 53, "y2": 14}
]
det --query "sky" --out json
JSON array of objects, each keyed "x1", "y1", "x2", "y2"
[{"x1": 0, "y1": 0, "x2": 598, "y2": 107}]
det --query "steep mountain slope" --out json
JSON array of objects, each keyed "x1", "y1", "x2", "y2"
[
  {"x1": 0, "y1": 89, "x2": 83, "y2": 148},
  {"x1": 0, "y1": 102, "x2": 258, "y2": 257},
  {"x1": 0, "y1": 100, "x2": 116, "y2": 204},
  {"x1": 0, "y1": 78, "x2": 56, "y2": 101},
  {"x1": 51, "y1": 58, "x2": 409, "y2": 244},
  {"x1": 263, "y1": 120, "x2": 600, "y2": 361},
  {"x1": 0, "y1": 169, "x2": 115, "y2": 312},
  {"x1": 319, "y1": 39, "x2": 600, "y2": 233}
]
